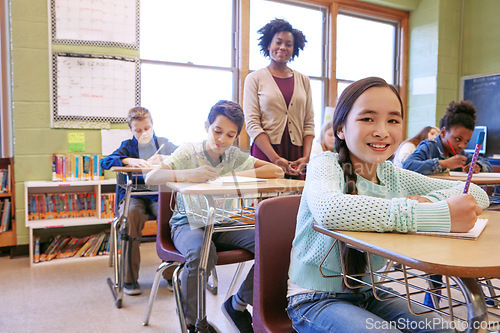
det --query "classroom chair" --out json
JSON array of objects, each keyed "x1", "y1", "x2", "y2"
[
  {"x1": 253, "y1": 195, "x2": 301, "y2": 333},
  {"x1": 142, "y1": 190, "x2": 254, "y2": 332}
]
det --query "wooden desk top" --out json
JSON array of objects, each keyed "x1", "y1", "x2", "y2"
[
  {"x1": 428, "y1": 172, "x2": 500, "y2": 185},
  {"x1": 313, "y1": 210, "x2": 500, "y2": 278},
  {"x1": 166, "y1": 178, "x2": 305, "y2": 195}
]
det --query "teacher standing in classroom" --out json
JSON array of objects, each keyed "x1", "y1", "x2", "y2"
[{"x1": 243, "y1": 18, "x2": 315, "y2": 180}]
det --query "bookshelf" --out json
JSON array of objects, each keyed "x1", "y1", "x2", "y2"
[
  {"x1": 24, "y1": 179, "x2": 117, "y2": 266},
  {"x1": 0, "y1": 157, "x2": 16, "y2": 248}
]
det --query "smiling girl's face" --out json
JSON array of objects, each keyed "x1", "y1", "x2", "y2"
[{"x1": 337, "y1": 86, "x2": 403, "y2": 182}]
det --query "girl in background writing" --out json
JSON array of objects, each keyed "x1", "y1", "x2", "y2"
[
  {"x1": 403, "y1": 101, "x2": 492, "y2": 174},
  {"x1": 286, "y1": 77, "x2": 489, "y2": 332}
]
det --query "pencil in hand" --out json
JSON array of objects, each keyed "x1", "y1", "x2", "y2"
[{"x1": 148, "y1": 143, "x2": 165, "y2": 165}]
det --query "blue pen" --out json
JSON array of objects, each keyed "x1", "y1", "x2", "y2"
[{"x1": 463, "y1": 131, "x2": 485, "y2": 194}]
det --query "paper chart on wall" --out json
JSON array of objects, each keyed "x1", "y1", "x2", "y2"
[
  {"x1": 53, "y1": 54, "x2": 137, "y2": 122},
  {"x1": 52, "y1": 0, "x2": 138, "y2": 48}
]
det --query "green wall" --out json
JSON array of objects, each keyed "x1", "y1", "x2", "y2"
[
  {"x1": 406, "y1": 0, "x2": 500, "y2": 137},
  {"x1": 10, "y1": 0, "x2": 132, "y2": 245},
  {"x1": 8, "y1": 0, "x2": 500, "y2": 245},
  {"x1": 462, "y1": 0, "x2": 500, "y2": 75}
]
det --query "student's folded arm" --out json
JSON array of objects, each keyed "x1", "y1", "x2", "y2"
[
  {"x1": 476, "y1": 156, "x2": 493, "y2": 172},
  {"x1": 101, "y1": 144, "x2": 131, "y2": 169},
  {"x1": 145, "y1": 165, "x2": 174, "y2": 185},
  {"x1": 402, "y1": 148, "x2": 441, "y2": 175},
  {"x1": 233, "y1": 160, "x2": 284, "y2": 179},
  {"x1": 396, "y1": 167, "x2": 489, "y2": 208}
]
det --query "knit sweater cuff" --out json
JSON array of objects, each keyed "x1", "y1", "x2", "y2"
[{"x1": 415, "y1": 201, "x2": 451, "y2": 232}]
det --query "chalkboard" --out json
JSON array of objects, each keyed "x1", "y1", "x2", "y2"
[
  {"x1": 460, "y1": 72, "x2": 500, "y2": 156},
  {"x1": 51, "y1": 53, "x2": 140, "y2": 124}
]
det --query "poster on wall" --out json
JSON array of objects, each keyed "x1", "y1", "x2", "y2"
[
  {"x1": 51, "y1": 52, "x2": 140, "y2": 126},
  {"x1": 51, "y1": 0, "x2": 139, "y2": 49}
]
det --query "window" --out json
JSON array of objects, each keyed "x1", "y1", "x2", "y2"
[
  {"x1": 140, "y1": 0, "x2": 236, "y2": 145},
  {"x1": 139, "y1": 0, "x2": 408, "y2": 145},
  {"x1": 336, "y1": 12, "x2": 399, "y2": 99},
  {"x1": 249, "y1": 0, "x2": 328, "y2": 137}
]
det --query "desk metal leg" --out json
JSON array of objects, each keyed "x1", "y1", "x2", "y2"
[
  {"x1": 107, "y1": 172, "x2": 133, "y2": 308},
  {"x1": 196, "y1": 197, "x2": 216, "y2": 333},
  {"x1": 456, "y1": 277, "x2": 488, "y2": 333}
]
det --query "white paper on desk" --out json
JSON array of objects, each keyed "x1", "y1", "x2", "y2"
[
  {"x1": 449, "y1": 171, "x2": 500, "y2": 178},
  {"x1": 414, "y1": 218, "x2": 488, "y2": 240},
  {"x1": 208, "y1": 176, "x2": 268, "y2": 186}
]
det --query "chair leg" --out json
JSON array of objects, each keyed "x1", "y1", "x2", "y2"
[
  {"x1": 484, "y1": 279, "x2": 500, "y2": 308},
  {"x1": 207, "y1": 267, "x2": 218, "y2": 295},
  {"x1": 108, "y1": 216, "x2": 120, "y2": 267},
  {"x1": 225, "y1": 262, "x2": 246, "y2": 301},
  {"x1": 172, "y1": 264, "x2": 188, "y2": 333},
  {"x1": 142, "y1": 261, "x2": 175, "y2": 326}
]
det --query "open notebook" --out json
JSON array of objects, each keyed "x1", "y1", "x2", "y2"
[
  {"x1": 208, "y1": 176, "x2": 268, "y2": 186},
  {"x1": 413, "y1": 218, "x2": 488, "y2": 240}
]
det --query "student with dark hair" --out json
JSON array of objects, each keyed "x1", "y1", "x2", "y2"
[
  {"x1": 403, "y1": 101, "x2": 492, "y2": 174},
  {"x1": 101, "y1": 106, "x2": 178, "y2": 296},
  {"x1": 286, "y1": 77, "x2": 488, "y2": 332},
  {"x1": 146, "y1": 100, "x2": 283, "y2": 333},
  {"x1": 393, "y1": 125, "x2": 439, "y2": 168},
  {"x1": 243, "y1": 18, "x2": 314, "y2": 179}
]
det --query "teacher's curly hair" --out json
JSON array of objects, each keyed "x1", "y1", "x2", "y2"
[{"x1": 257, "y1": 18, "x2": 307, "y2": 61}]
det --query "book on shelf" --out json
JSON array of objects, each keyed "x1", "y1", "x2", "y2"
[
  {"x1": 413, "y1": 218, "x2": 488, "y2": 240},
  {"x1": 0, "y1": 166, "x2": 9, "y2": 193},
  {"x1": 0, "y1": 198, "x2": 11, "y2": 232},
  {"x1": 33, "y1": 237, "x2": 40, "y2": 263},
  {"x1": 27, "y1": 192, "x2": 100, "y2": 221},
  {"x1": 52, "y1": 153, "x2": 106, "y2": 182},
  {"x1": 40, "y1": 235, "x2": 61, "y2": 262}
]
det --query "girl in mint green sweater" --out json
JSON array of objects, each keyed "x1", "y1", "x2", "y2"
[{"x1": 286, "y1": 77, "x2": 489, "y2": 333}]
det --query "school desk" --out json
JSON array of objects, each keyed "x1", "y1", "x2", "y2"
[
  {"x1": 312, "y1": 210, "x2": 500, "y2": 333},
  {"x1": 107, "y1": 166, "x2": 156, "y2": 308},
  {"x1": 427, "y1": 172, "x2": 500, "y2": 186},
  {"x1": 164, "y1": 178, "x2": 305, "y2": 330}
]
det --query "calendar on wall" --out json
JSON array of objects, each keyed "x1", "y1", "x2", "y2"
[
  {"x1": 51, "y1": 0, "x2": 139, "y2": 49},
  {"x1": 51, "y1": 53, "x2": 140, "y2": 124}
]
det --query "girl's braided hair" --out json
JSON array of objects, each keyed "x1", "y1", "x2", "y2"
[{"x1": 332, "y1": 77, "x2": 404, "y2": 291}]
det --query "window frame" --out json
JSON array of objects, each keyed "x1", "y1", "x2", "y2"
[
  {"x1": 138, "y1": 0, "x2": 409, "y2": 147},
  {"x1": 329, "y1": 0, "x2": 409, "y2": 135}
]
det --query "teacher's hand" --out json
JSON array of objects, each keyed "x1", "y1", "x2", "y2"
[
  {"x1": 290, "y1": 157, "x2": 309, "y2": 176},
  {"x1": 272, "y1": 157, "x2": 291, "y2": 174}
]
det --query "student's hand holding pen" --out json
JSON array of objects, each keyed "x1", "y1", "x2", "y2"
[
  {"x1": 187, "y1": 165, "x2": 219, "y2": 183},
  {"x1": 439, "y1": 155, "x2": 467, "y2": 170},
  {"x1": 147, "y1": 154, "x2": 164, "y2": 166},
  {"x1": 446, "y1": 194, "x2": 483, "y2": 232}
]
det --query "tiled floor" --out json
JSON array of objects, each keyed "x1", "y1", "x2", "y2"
[{"x1": 0, "y1": 242, "x2": 250, "y2": 333}]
